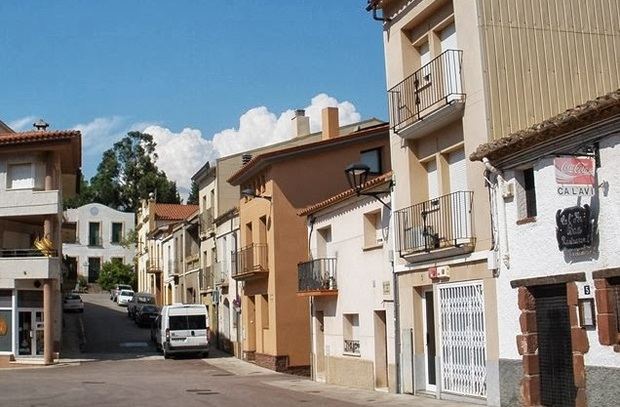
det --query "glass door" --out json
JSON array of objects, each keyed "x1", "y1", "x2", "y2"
[{"x1": 17, "y1": 309, "x2": 44, "y2": 356}]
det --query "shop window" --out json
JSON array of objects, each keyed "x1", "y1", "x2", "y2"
[
  {"x1": 343, "y1": 313, "x2": 360, "y2": 355},
  {"x1": 0, "y1": 310, "x2": 12, "y2": 352},
  {"x1": 364, "y1": 210, "x2": 383, "y2": 248},
  {"x1": 361, "y1": 148, "x2": 382, "y2": 174},
  {"x1": 111, "y1": 222, "x2": 123, "y2": 244},
  {"x1": 7, "y1": 163, "x2": 34, "y2": 189}
]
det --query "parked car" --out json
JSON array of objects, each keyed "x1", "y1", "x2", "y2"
[
  {"x1": 117, "y1": 290, "x2": 134, "y2": 306},
  {"x1": 63, "y1": 293, "x2": 84, "y2": 313},
  {"x1": 135, "y1": 305, "x2": 159, "y2": 327},
  {"x1": 153, "y1": 304, "x2": 209, "y2": 359},
  {"x1": 110, "y1": 284, "x2": 132, "y2": 301},
  {"x1": 127, "y1": 292, "x2": 156, "y2": 319}
]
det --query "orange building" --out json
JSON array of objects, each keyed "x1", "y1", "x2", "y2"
[{"x1": 228, "y1": 108, "x2": 390, "y2": 373}]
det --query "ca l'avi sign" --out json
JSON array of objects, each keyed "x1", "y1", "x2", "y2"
[
  {"x1": 554, "y1": 156, "x2": 595, "y2": 196},
  {"x1": 556, "y1": 204, "x2": 593, "y2": 250}
]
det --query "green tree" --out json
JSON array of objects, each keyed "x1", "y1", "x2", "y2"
[
  {"x1": 97, "y1": 259, "x2": 136, "y2": 291},
  {"x1": 63, "y1": 173, "x2": 94, "y2": 209},
  {"x1": 186, "y1": 180, "x2": 199, "y2": 205}
]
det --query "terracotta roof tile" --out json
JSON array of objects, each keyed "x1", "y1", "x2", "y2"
[
  {"x1": 298, "y1": 171, "x2": 393, "y2": 216},
  {"x1": 154, "y1": 203, "x2": 199, "y2": 221},
  {"x1": 470, "y1": 89, "x2": 620, "y2": 162},
  {"x1": 0, "y1": 130, "x2": 81, "y2": 146}
]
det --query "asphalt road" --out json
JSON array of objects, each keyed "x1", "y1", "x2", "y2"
[{"x1": 0, "y1": 294, "x2": 471, "y2": 407}]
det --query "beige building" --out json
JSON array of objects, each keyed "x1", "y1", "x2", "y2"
[
  {"x1": 0, "y1": 122, "x2": 81, "y2": 365},
  {"x1": 228, "y1": 109, "x2": 390, "y2": 374},
  {"x1": 369, "y1": 0, "x2": 620, "y2": 404}
]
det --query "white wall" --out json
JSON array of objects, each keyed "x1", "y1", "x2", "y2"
[{"x1": 496, "y1": 134, "x2": 620, "y2": 367}]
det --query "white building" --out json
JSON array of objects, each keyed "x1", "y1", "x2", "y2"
[
  {"x1": 299, "y1": 173, "x2": 396, "y2": 391},
  {"x1": 471, "y1": 90, "x2": 620, "y2": 406},
  {"x1": 62, "y1": 203, "x2": 135, "y2": 283}
]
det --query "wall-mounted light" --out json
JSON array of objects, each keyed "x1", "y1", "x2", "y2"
[
  {"x1": 241, "y1": 188, "x2": 272, "y2": 202},
  {"x1": 578, "y1": 298, "x2": 596, "y2": 328},
  {"x1": 344, "y1": 162, "x2": 392, "y2": 210}
]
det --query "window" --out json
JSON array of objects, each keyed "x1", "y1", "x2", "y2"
[
  {"x1": 523, "y1": 168, "x2": 537, "y2": 218},
  {"x1": 7, "y1": 163, "x2": 33, "y2": 189},
  {"x1": 317, "y1": 226, "x2": 332, "y2": 258},
  {"x1": 343, "y1": 313, "x2": 360, "y2": 355},
  {"x1": 111, "y1": 257, "x2": 124, "y2": 264},
  {"x1": 88, "y1": 223, "x2": 101, "y2": 246},
  {"x1": 62, "y1": 222, "x2": 78, "y2": 244},
  {"x1": 111, "y1": 222, "x2": 123, "y2": 244},
  {"x1": 364, "y1": 211, "x2": 383, "y2": 248},
  {"x1": 361, "y1": 148, "x2": 382, "y2": 174}
]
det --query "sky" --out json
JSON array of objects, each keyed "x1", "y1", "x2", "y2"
[{"x1": 0, "y1": 1, "x2": 388, "y2": 199}]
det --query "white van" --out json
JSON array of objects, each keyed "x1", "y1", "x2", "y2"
[{"x1": 154, "y1": 304, "x2": 209, "y2": 358}]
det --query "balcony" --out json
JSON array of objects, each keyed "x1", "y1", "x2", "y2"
[
  {"x1": 213, "y1": 261, "x2": 229, "y2": 287},
  {"x1": 395, "y1": 191, "x2": 475, "y2": 260},
  {"x1": 0, "y1": 189, "x2": 61, "y2": 218},
  {"x1": 232, "y1": 243, "x2": 268, "y2": 281},
  {"x1": 388, "y1": 49, "x2": 465, "y2": 139},
  {"x1": 297, "y1": 258, "x2": 337, "y2": 297},
  {"x1": 146, "y1": 258, "x2": 162, "y2": 274},
  {"x1": 0, "y1": 249, "x2": 61, "y2": 280},
  {"x1": 199, "y1": 266, "x2": 214, "y2": 293}
]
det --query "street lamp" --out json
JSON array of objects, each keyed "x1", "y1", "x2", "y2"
[
  {"x1": 344, "y1": 162, "x2": 392, "y2": 210},
  {"x1": 241, "y1": 188, "x2": 272, "y2": 202}
]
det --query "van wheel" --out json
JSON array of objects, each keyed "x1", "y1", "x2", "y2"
[{"x1": 163, "y1": 350, "x2": 170, "y2": 359}]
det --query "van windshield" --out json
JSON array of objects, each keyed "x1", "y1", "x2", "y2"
[{"x1": 169, "y1": 315, "x2": 207, "y2": 330}]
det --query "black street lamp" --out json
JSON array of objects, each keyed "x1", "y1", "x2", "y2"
[{"x1": 344, "y1": 162, "x2": 392, "y2": 210}]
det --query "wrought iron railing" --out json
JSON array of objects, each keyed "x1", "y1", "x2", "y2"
[
  {"x1": 232, "y1": 243, "x2": 268, "y2": 277},
  {"x1": 297, "y1": 258, "x2": 337, "y2": 293},
  {"x1": 395, "y1": 191, "x2": 475, "y2": 256},
  {"x1": 343, "y1": 339, "x2": 360, "y2": 355},
  {"x1": 0, "y1": 249, "x2": 58, "y2": 258},
  {"x1": 388, "y1": 49, "x2": 464, "y2": 133}
]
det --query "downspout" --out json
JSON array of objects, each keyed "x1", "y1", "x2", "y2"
[
  {"x1": 307, "y1": 214, "x2": 316, "y2": 381},
  {"x1": 388, "y1": 181, "x2": 401, "y2": 393},
  {"x1": 482, "y1": 157, "x2": 509, "y2": 269}
]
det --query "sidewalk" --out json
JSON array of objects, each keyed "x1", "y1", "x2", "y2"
[{"x1": 204, "y1": 355, "x2": 479, "y2": 407}]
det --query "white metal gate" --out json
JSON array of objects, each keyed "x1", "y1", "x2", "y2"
[{"x1": 438, "y1": 281, "x2": 486, "y2": 398}]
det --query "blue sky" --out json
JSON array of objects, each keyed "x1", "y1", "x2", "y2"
[{"x1": 0, "y1": 1, "x2": 387, "y2": 196}]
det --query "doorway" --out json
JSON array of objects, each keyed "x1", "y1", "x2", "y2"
[
  {"x1": 533, "y1": 284, "x2": 576, "y2": 406},
  {"x1": 17, "y1": 309, "x2": 44, "y2": 356},
  {"x1": 374, "y1": 310, "x2": 389, "y2": 389},
  {"x1": 315, "y1": 311, "x2": 325, "y2": 381},
  {"x1": 88, "y1": 257, "x2": 101, "y2": 283},
  {"x1": 423, "y1": 289, "x2": 437, "y2": 391}
]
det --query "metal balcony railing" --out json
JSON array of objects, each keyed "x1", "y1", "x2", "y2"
[
  {"x1": 232, "y1": 243, "x2": 268, "y2": 278},
  {"x1": 388, "y1": 49, "x2": 464, "y2": 134},
  {"x1": 0, "y1": 248, "x2": 58, "y2": 258},
  {"x1": 395, "y1": 191, "x2": 475, "y2": 256},
  {"x1": 199, "y1": 266, "x2": 213, "y2": 291},
  {"x1": 297, "y1": 258, "x2": 337, "y2": 294}
]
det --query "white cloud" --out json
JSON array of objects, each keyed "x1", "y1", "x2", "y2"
[
  {"x1": 212, "y1": 93, "x2": 361, "y2": 157},
  {"x1": 7, "y1": 116, "x2": 38, "y2": 131},
  {"x1": 142, "y1": 125, "x2": 217, "y2": 199}
]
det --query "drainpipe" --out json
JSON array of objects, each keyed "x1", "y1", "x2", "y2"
[
  {"x1": 482, "y1": 158, "x2": 510, "y2": 269},
  {"x1": 388, "y1": 182, "x2": 402, "y2": 393},
  {"x1": 307, "y1": 215, "x2": 316, "y2": 381}
]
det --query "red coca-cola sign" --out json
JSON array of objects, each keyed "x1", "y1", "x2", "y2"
[{"x1": 554, "y1": 157, "x2": 594, "y2": 185}]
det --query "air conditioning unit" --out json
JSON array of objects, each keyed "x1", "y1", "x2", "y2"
[{"x1": 436, "y1": 266, "x2": 450, "y2": 279}]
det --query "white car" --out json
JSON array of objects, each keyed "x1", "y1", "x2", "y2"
[
  {"x1": 117, "y1": 290, "x2": 135, "y2": 306},
  {"x1": 63, "y1": 293, "x2": 84, "y2": 313}
]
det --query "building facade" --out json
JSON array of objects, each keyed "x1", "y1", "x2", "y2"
[
  {"x1": 0, "y1": 124, "x2": 81, "y2": 364},
  {"x1": 62, "y1": 203, "x2": 135, "y2": 284},
  {"x1": 228, "y1": 110, "x2": 390, "y2": 373},
  {"x1": 300, "y1": 173, "x2": 396, "y2": 391},
  {"x1": 371, "y1": 0, "x2": 620, "y2": 403},
  {"x1": 471, "y1": 90, "x2": 620, "y2": 406}
]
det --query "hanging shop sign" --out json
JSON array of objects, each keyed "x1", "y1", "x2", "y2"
[
  {"x1": 555, "y1": 204, "x2": 593, "y2": 250},
  {"x1": 554, "y1": 156, "x2": 595, "y2": 196}
]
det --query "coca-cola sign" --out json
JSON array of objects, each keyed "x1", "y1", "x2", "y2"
[{"x1": 554, "y1": 157, "x2": 595, "y2": 185}]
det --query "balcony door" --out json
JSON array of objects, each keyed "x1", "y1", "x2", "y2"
[
  {"x1": 440, "y1": 23, "x2": 461, "y2": 100},
  {"x1": 88, "y1": 222, "x2": 101, "y2": 246},
  {"x1": 448, "y1": 150, "x2": 472, "y2": 244}
]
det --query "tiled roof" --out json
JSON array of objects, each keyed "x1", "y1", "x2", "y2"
[
  {"x1": 0, "y1": 130, "x2": 81, "y2": 146},
  {"x1": 154, "y1": 204, "x2": 199, "y2": 221},
  {"x1": 298, "y1": 171, "x2": 393, "y2": 216},
  {"x1": 228, "y1": 123, "x2": 389, "y2": 185},
  {"x1": 470, "y1": 89, "x2": 620, "y2": 162}
]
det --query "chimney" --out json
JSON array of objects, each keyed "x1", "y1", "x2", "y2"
[
  {"x1": 321, "y1": 107, "x2": 339, "y2": 140},
  {"x1": 33, "y1": 119, "x2": 49, "y2": 131},
  {"x1": 291, "y1": 109, "x2": 310, "y2": 138},
  {"x1": 242, "y1": 153, "x2": 252, "y2": 165}
]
